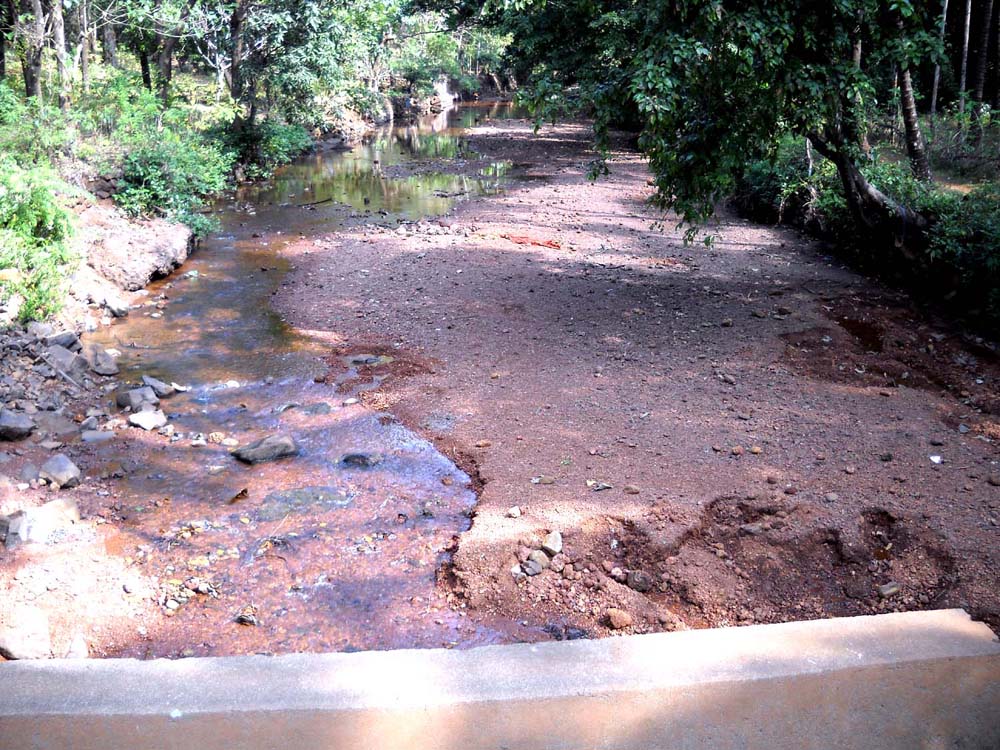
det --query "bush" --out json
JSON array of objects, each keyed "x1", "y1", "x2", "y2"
[
  {"x1": 115, "y1": 132, "x2": 233, "y2": 236},
  {"x1": 210, "y1": 118, "x2": 313, "y2": 180},
  {"x1": 0, "y1": 160, "x2": 76, "y2": 321},
  {"x1": 733, "y1": 138, "x2": 1000, "y2": 329}
]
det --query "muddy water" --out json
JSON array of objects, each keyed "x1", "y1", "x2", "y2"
[{"x1": 88, "y1": 103, "x2": 523, "y2": 657}]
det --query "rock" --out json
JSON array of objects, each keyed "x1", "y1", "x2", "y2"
[
  {"x1": 65, "y1": 633, "x2": 89, "y2": 659},
  {"x1": 739, "y1": 522, "x2": 764, "y2": 536},
  {"x1": 506, "y1": 506, "x2": 522, "y2": 518},
  {"x1": 340, "y1": 452, "x2": 382, "y2": 468},
  {"x1": 510, "y1": 563, "x2": 527, "y2": 583},
  {"x1": 0, "y1": 409, "x2": 35, "y2": 440},
  {"x1": 45, "y1": 344, "x2": 88, "y2": 376},
  {"x1": 527, "y1": 549, "x2": 551, "y2": 570},
  {"x1": 824, "y1": 492, "x2": 840, "y2": 503},
  {"x1": 27, "y1": 321, "x2": 54, "y2": 339},
  {"x1": 541, "y1": 530, "x2": 563, "y2": 556},
  {"x1": 623, "y1": 484, "x2": 641, "y2": 495},
  {"x1": 141, "y1": 375, "x2": 175, "y2": 398},
  {"x1": 84, "y1": 344, "x2": 119, "y2": 376},
  {"x1": 626, "y1": 570, "x2": 654, "y2": 592},
  {"x1": 4, "y1": 498, "x2": 81, "y2": 546},
  {"x1": 0, "y1": 607, "x2": 51, "y2": 659},
  {"x1": 129, "y1": 410, "x2": 167, "y2": 431},
  {"x1": 18, "y1": 463, "x2": 40, "y2": 483},
  {"x1": 605, "y1": 608, "x2": 633, "y2": 630},
  {"x1": 39, "y1": 454, "x2": 81, "y2": 489},
  {"x1": 233, "y1": 434, "x2": 299, "y2": 464},
  {"x1": 610, "y1": 567, "x2": 627, "y2": 583},
  {"x1": 44, "y1": 331, "x2": 80, "y2": 350},
  {"x1": 549, "y1": 554, "x2": 567, "y2": 573},
  {"x1": 116, "y1": 386, "x2": 159, "y2": 411},
  {"x1": 81, "y1": 430, "x2": 114, "y2": 443},
  {"x1": 522, "y1": 558, "x2": 544, "y2": 576},
  {"x1": 988, "y1": 475, "x2": 1000, "y2": 487},
  {"x1": 878, "y1": 581, "x2": 901, "y2": 599}
]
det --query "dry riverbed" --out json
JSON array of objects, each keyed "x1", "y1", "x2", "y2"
[{"x1": 276, "y1": 117, "x2": 1000, "y2": 638}]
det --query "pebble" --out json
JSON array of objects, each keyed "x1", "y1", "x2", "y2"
[
  {"x1": 506, "y1": 506, "x2": 522, "y2": 518},
  {"x1": 626, "y1": 570, "x2": 653, "y2": 592},
  {"x1": 541, "y1": 530, "x2": 563, "y2": 556},
  {"x1": 623, "y1": 485, "x2": 641, "y2": 495},
  {"x1": 824, "y1": 492, "x2": 840, "y2": 503},
  {"x1": 878, "y1": 581, "x2": 901, "y2": 599},
  {"x1": 522, "y1": 558, "x2": 544, "y2": 576},
  {"x1": 527, "y1": 549, "x2": 550, "y2": 570},
  {"x1": 605, "y1": 608, "x2": 633, "y2": 630}
]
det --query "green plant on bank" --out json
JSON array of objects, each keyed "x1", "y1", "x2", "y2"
[
  {"x1": 0, "y1": 159, "x2": 77, "y2": 322},
  {"x1": 115, "y1": 130, "x2": 233, "y2": 237},
  {"x1": 210, "y1": 119, "x2": 314, "y2": 181},
  {"x1": 734, "y1": 135, "x2": 1000, "y2": 327}
]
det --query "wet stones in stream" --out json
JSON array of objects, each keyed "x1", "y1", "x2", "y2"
[
  {"x1": 0, "y1": 408, "x2": 35, "y2": 440},
  {"x1": 232, "y1": 434, "x2": 299, "y2": 464},
  {"x1": 257, "y1": 486, "x2": 354, "y2": 522}
]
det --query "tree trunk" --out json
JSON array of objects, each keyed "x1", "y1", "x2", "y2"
[
  {"x1": 0, "y1": 0, "x2": 7, "y2": 80},
  {"x1": 50, "y1": 0, "x2": 70, "y2": 108},
  {"x1": 156, "y1": 45, "x2": 173, "y2": 103},
  {"x1": 930, "y1": 0, "x2": 949, "y2": 125},
  {"x1": 79, "y1": 0, "x2": 89, "y2": 92},
  {"x1": 899, "y1": 67, "x2": 931, "y2": 180},
  {"x1": 20, "y1": 0, "x2": 45, "y2": 99},
  {"x1": 809, "y1": 130, "x2": 929, "y2": 256},
  {"x1": 959, "y1": 0, "x2": 972, "y2": 113},
  {"x1": 228, "y1": 0, "x2": 249, "y2": 102},
  {"x1": 138, "y1": 47, "x2": 152, "y2": 90},
  {"x1": 973, "y1": 0, "x2": 995, "y2": 102},
  {"x1": 101, "y1": 22, "x2": 118, "y2": 67}
]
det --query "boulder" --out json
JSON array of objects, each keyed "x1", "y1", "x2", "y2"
[
  {"x1": 44, "y1": 331, "x2": 81, "y2": 351},
  {"x1": 232, "y1": 434, "x2": 299, "y2": 464},
  {"x1": 0, "y1": 409, "x2": 35, "y2": 440},
  {"x1": 39, "y1": 454, "x2": 82, "y2": 489}
]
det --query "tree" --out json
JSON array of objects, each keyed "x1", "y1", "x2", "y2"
[
  {"x1": 972, "y1": 0, "x2": 994, "y2": 102},
  {"x1": 959, "y1": 0, "x2": 972, "y2": 112},
  {"x1": 929, "y1": 0, "x2": 948, "y2": 122}
]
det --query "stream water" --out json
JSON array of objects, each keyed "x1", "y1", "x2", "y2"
[{"x1": 87, "y1": 103, "x2": 524, "y2": 657}]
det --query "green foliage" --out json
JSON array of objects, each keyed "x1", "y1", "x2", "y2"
[
  {"x1": 213, "y1": 119, "x2": 314, "y2": 180},
  {"x1": 115, "y1": 133, "x2": 232, "y2": 236},
  {"x1": 0, "y1": 160, "x2": 76, "y2": 321},
  {"x1": 735, "y1": 141, "x2": 1000, "y2": 326}
]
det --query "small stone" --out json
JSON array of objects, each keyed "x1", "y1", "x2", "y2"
[
  {"x1": 541, "y1": 530, "x2": 563, "y2": 556},
  {"x1": 527, "y1": 549, "x2": 550, "y2": 570},
  {"x1": 626, "y1": 570, "x2": 653, "y2": 592},
  {"x1": 878, "y1": 581, "x2": 901, "y2": 599},
  {"x1": 340, "y1": 452, "x2": 382, "y2": 468},
  {"x1": 506, "y1": 506, "x2": 522, "y2": 518},
  {"x1": 141, "y1": 375, "x2": 175, "y2": 398},
  {"x1": 824, "y1": 492, "x2": 840, "y2": 503},
  {"x1": 0, "y1": 409, "x2": 35, "y2": 440},
  {"x1": 233, "y1": 434, "x2": 299, "y2": 464},
  {"x1": 116, "y1": 386, "x2": 159, "y2": 411},
  {"x1": 65, "y1": 633, "x2": 89, "y2": 659},
  {"x1": 623, "y1": 485, "x2": 641, "y2": 495},
  {"x1": 522, "y1": 559, "x2": 544, "y2": 576},
  {"x1": 549, "y1": 554, "x2": 567, "y2": 573},
  {"x1": 129, "y1": 410, "x2": 167, "y2": 431},
  {"x1": 845, "y1": 466, "x2": 857, "y2": 475},
  {"x1": 44, "y1": 331, "x2": 80, "y2": 350},
  {"x1": 45, "y1": 344, "x2": 88, "y2": 376},
  {"x1": 39, "y1": 454, "x2": 81, "y2": 489},
  {"x1": 511, "y1": 563, "x2": 527, "y2": 583},
  {"x1": 81, "y1": 430, "x2": 114, "y2": 443},
  {"x1": 605, "y1": 608, "x2": 633, "y2": 630},
  {"x1": 739, "y1": 522, "x2": 764, "y2": 536},
  {"x1": 610, "y1": 567, "x2": 627, "y2": 583},
  {"x1": 988, "y1": 475, "x2": 1000, "y2": 487},
  {"x1": 750, "y1": 445, "x2": 763, "y2": 455},
  {"x1": 84, "y1": 344, "x2": 119, "y2": 376}
]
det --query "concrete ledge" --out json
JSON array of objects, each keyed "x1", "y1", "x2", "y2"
[{"x1": 1, "y1": 609, "x2": 998, "y2": 749}]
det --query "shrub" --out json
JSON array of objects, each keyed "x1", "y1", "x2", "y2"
[
  {"x1": 115, "y1": 132, "x2": 233, "y2": 236},
  {"x1": 210, "y1": 118, "x2": 313, "y2": 180},
  {"x1": 0, "y1": 160, "x2": 76, "y2": 321}
]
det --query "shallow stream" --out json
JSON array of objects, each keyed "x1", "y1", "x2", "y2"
[{"x1": 87, "y1": 103, "x2": 522, "y2": 656}]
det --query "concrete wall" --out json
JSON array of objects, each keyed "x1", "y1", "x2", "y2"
[{"x1": 1, "y1": 608, "x2": 998, "y2": 749}]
